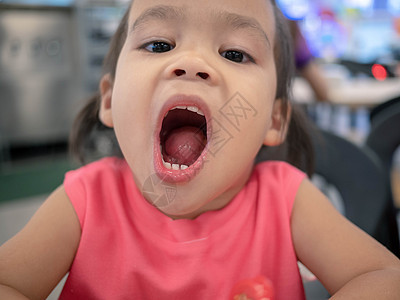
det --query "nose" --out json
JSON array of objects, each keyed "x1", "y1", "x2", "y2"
[{"x1": 163, "y1": 53, "x2": 219, "y2": 85}]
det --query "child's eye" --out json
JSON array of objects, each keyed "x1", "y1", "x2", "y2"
[
  {"x1": 221, "y1": 50, "x2": 253, "y2": 63},
  {"x1": 143, "y1": 41, "x2": 174, "y2": 53}
]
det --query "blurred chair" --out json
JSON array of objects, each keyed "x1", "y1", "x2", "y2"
[
  {"x1": 365, "y1": 96, "x2": 400, "y2": 257},
  {"x1": 313, "y1": 130, "x2": 398, "y2": 255},
  {"x1": 257, "y1": 129, "x2": 398, "y2": 299},
  {"x1": 367, "y1": 96, "x2": 400, "y2": 170}
]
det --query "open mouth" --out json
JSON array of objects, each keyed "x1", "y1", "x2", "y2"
[{"x1": 160, "y1": 106, "x2": 207, "y2": 171}]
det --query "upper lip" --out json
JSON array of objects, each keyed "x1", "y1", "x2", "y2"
[{"x1": 160, "y1": 94, "x2": 210, "y2": 119}]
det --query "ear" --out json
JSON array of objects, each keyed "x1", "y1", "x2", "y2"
[
  {"x1": 263, "y1": 99, "x2": 291, "y2": 147},
  {"x1": 99, "y1": 73, "x2": 114, "y2": 128}
]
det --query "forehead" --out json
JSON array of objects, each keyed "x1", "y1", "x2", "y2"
[{"x1": 128, "y1": 0, "x2": 276, "y2": 39}]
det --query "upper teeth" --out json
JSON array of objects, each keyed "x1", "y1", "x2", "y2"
[{"x1": 171, "y1": 106, "x2": 205, "y2": 116}]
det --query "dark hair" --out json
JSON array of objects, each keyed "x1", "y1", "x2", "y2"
[
  {"x1": 69, "y1": 7, "x2": 130, "y2": 163},
  {"x1": 70, "y1": 0, "x2": 314, "y2": 175},
  {"x1": 270, "y1": 1, "x2": 315, "y2": 175}
]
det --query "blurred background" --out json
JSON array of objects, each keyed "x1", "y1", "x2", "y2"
[{"x1": 0, "y1": 0, "x2": 400, "y2": 298}]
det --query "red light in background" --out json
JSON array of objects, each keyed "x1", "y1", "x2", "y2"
[{"x1": 372, "y1": 64, "x2": 387, "y2": 81}]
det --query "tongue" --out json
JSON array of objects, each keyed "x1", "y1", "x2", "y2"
[{"x1": 164, "y1": 126, "x2": 206, "y2": 166}]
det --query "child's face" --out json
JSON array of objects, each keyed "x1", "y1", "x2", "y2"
[{"x1": 100, "y1": 0, "x2": 286, "y2": 219}]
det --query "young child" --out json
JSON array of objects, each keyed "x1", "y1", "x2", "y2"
[{"x1": 1, "y1": 0, "x2": 400, "y2": 299}]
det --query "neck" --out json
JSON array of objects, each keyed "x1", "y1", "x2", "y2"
[{"x1": 165, "y1": 163, "x2": 254, "y2": 220}]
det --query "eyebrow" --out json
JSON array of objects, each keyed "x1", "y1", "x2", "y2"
[
  {"x1": 217, "y1": 11, "x2": 271, "y2": 48},
  {"x1": 130, "y1": 5, "x2": 271, "y2": 48},
  {"x1": 130, "y1": 5, "x2": 185, "y2": 33}
]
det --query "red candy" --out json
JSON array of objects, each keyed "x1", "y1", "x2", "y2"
[{"x1": 230, "y1": 276, "x2": 274, "y2": 300}]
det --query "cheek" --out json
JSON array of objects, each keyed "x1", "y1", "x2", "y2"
[
  {"x1": 110, "y1": 74, "x2": 154, "y2": 162},
  {"x1": 111, "y1": 61, "x2": 154, "y2": 124},
  {"x1": 225, "y1": 76, "x2": 277, "y2": 152},
  {"x1": 236, "y1": 74, "x2": 277, "y2": 124},
  {"x1": 112, "y1": 82, "x2": 142, "y2": 132}
]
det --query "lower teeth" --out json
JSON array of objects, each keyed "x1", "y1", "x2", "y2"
[{"x1": 162, "y1": 156, "x2": 189, "y2": 171}]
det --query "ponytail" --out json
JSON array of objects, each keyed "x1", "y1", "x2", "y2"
[
  {"x1": 69, "y1": 93, "x2": 102, "y2": 163},
  {"x1": 286, "y1": 104, "x2": 315, "y2": 177}
]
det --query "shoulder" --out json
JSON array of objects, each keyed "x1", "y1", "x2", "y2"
[
  {"x1": 65, "y1": 157, "x2": 127, "y2": 181},
  {"x1": 254, "y1": 161, "x2": 306, "y2": 189},
  {"x1": 252, "y1": 161, "x2": 307, "y2": 215},
  {"x1": 64, "y1": 157, "x2": 129, "y2": 192},
  {"x1": 63, "y1": 157, "x2": 133, "y2": 226}
]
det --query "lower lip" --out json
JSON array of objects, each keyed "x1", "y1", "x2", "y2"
[{"x1": 153, "y1": 143, "x2": 209, "y2": 183}]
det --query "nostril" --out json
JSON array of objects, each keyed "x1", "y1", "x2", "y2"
[
  {"x1": 174, "y1": 69, "x2": 186, "y2": 76},
  {"x1": 173, "y1": 69, "x2": 209, "y2": 80},
  {"x1": 197, "y1": 72, "x2": 209, "y2": 80}
]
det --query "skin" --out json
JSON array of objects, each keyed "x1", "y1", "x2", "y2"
[
  {"x1": 0, "y1": 0, "x2": 400, "y2": 299},
  {"x1": 299, "y1": 61, "x2": 330, "y2": 102},
  {"x1": 99, "y1": 0, "x2": 286, "y2": 219},
  {"x1": 290, "y1": 20, "x2": 329, "y2": 102}
]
